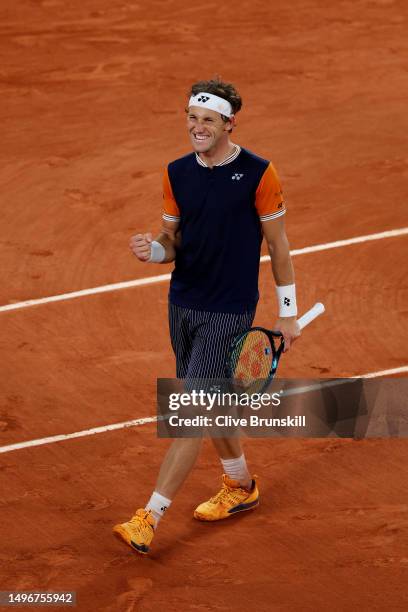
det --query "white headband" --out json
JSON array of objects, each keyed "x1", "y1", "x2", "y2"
[{"x1": 188, "y1": 92, "x2": 233, "y2": 118}]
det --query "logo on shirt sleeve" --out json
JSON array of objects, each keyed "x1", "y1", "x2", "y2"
[{"x1": 231, "y1": 173, "x2": 244, "y2": 181}]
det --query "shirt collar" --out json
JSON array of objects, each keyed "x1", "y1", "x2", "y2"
[{"x1": 195, "y1": 144, "x2": 241, "y2": 168}]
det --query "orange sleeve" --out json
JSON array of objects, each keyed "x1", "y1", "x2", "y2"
[
  {"x1": 255, "y1": 162, "x2": 286, "y2": 221},
  {"x1": 162, "y1": 167, "x2": 180, "y2": 221}
]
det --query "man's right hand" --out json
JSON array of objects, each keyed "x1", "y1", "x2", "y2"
[{"x1": 129, "y1": 233, "x2": 152, "y2": 262}]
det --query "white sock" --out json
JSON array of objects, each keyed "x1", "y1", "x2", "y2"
[
  {"x1": 221, "y1": 454, "x2": 252, "y2": 489},
  {"x1": 145, "y1": 491, "x2": 172, "y2": 527}
]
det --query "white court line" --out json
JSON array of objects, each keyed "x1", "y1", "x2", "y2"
[
  {"x1": 0, "y1": 365, "x2": 406, "y2": 455},
  {"x1": 360, "y1": 365, "x2": 408, "y2": 379},
  {"x1": 0, "y1": 416, "x2": 158, "y2": 455},
  {"x1": 1, "y1": 226, "x2": 407, "y2": 314}
]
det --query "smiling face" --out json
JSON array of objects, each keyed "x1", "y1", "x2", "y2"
[{"x1": 187, "y1": 106, "x2": 232, "y2": 154}]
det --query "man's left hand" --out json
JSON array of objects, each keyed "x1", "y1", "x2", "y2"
[{"x1": 273, "y1": 316, "x2": 300, "y2": 352}]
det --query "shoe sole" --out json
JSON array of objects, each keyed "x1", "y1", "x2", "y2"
[
  {"x1": 113, "y1": 525, "x2": 149, "y2": 555},
  {"x1": 194, "y1": 498, "x2": 259, "y2": 521}
]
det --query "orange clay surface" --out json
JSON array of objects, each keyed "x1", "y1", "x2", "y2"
[{"x1": 1, "y1": 1, "x2": 408, "y2": 610}]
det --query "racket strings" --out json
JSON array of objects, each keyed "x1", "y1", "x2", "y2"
[{"x1": 230, "y1": 330, "x2": 274, "y2": 386}]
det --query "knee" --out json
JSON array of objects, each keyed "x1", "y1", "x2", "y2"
[{"x1": 171, "y1": 437, "x2": 202, "y2": 452}]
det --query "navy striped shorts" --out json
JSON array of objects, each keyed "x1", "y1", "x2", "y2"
[{"x1": 168, "y1": 303, "x2": 256, "y2": 379}]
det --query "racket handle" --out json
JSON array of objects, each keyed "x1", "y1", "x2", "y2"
[{"x1": 298, "y1": 302, "x2": 325, "y2": 330}]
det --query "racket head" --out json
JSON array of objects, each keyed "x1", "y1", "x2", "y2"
[{"x1": 226, "y1": 327, "x2": 284, "y2": 394}]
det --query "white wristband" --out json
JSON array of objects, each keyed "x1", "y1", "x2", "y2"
[
  {"x1": 148, "y1": 240, "x2": 166, "y2": 263},
  {"x1": 276, "y1": 284, "x2": 297, "y2": 317}
]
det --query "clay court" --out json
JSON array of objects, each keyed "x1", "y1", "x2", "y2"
[{"x1": 1, "y1": 0, "x2": 408, "y2": 610}]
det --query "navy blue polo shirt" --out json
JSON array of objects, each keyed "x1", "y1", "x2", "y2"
[{"x1": 162, "y1": 146, "x2": 285, "y2": 314}]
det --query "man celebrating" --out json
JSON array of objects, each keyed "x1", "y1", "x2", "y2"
[{"x1": 113, "y1": 78, "x2": 300, "y2": 554}]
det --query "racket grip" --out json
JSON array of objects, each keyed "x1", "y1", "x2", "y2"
[{"x1": 298, "y1": 302, "x2": 325, "y2": 330}]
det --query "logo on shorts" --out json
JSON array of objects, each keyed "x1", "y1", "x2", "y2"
[
  {"x1": 232, "y1": 173, "x2": 244, "y2": 180},
  {"x1": 197, "y1": 95, "x2": 210, "y2": 103}
]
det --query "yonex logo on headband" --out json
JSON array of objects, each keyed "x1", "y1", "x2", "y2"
[{"x1": 188, "y1": 92, "x2": 234, "y2": 118}]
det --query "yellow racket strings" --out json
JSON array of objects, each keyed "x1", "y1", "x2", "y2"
[{"x1": 230, "y1": 331, "x2": 273, "y2": 385}]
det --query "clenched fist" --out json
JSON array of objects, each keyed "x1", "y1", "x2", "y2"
[{"x1": 129, "y1": 233, "x2": 152, "y2": 262}]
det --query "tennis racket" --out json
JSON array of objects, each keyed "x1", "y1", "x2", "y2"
[{"x1": 226, "y1": 302, "x2": 325, "y2": 393}]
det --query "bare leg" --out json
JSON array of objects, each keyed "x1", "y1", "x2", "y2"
[
  {"x1": 211, "y1": 436, "x2": 243, "y2": 459},
  {"x1": 155, "y1": 438, "x2": 202, "y2": 499}
]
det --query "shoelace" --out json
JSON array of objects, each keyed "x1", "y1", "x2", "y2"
[
  {"x1": 129, "y1": 510, "x2": 153, "y2": 532},
  {"x1": 209, "y1": 484, "x2": 246, "y2": 505}
]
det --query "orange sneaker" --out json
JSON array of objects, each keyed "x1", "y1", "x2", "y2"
[
  {"x1": 193, "y1": 474, "x2": 259, "y2": 521},
  {"x1": 113, "y1": 509, "x2": 155, "y2": 554}
]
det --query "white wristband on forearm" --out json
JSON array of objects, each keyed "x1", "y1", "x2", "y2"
[
  {"x1": 148, "y1": 240, "x2": 166, "y2": 263},
  {"x1": 276, "y1": 284, "x2": 298, "y2": 317}
]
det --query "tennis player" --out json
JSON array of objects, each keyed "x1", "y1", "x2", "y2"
[{"x1": 113, "y1": 78, "x2": 300, "y2": 554}]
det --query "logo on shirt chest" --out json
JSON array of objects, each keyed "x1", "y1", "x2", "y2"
[{"x1": 231, "y1": 173, "x2": 244, "y2": 181}]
